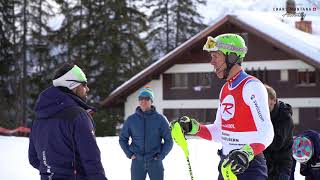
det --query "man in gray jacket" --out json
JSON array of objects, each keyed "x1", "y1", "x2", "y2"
[{"x1": 119, "y1": 87, "x2": 173, "y2": 180}]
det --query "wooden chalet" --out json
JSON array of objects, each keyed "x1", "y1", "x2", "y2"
[{"x1": 102, "y1": 11, "x2": 320, "y2": 134}]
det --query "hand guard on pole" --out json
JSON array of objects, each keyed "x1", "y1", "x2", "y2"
[
  {"x1": 177, "y1": 116, "x2": 200, "y2": 135},
  {"x1": 170, "y1": 121, "x2": 189, "y2": 157},
  {"x1": 170, "y1": 120, "x2": 194, "y2": 180}
]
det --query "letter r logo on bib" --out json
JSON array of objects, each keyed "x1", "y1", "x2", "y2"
[{"x1": 221, "y1": 95, "x2": 235, "y2": 120}]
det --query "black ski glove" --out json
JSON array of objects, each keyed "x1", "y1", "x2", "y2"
[
  {"x1": 222, "y1": 145, "x2": 254, "y2": 175},
  {"x1": 177, "y1": 116, "x2": 200, "y2": 135}
]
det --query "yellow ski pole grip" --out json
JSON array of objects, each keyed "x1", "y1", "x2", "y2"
[{"x1": 221, "y1": 160, "x2": 237, "y2": 180}]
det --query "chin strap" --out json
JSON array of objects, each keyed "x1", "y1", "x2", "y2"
[{"x1": 222, "y1": 55, "x2": 237, "y2": 80}]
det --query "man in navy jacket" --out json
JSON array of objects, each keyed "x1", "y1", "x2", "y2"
[
  {"x1": 119, "y1": 87, "x2": 173, "y2": 180},
  {"x1": 28, "y1": 63, "x2": 107, "y2": 180}
]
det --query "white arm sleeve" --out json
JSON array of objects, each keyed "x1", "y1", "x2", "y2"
[{"x1": 243, "y1": 80, "x2": 274, "y2": 149}]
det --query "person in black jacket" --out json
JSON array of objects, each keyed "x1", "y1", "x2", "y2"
[
  {"x1": 28, "y1": 63, "x2": 108, "y2": 180},
  {"x1": 264, "y1": 84, "x2": 294, "y2": 180}
]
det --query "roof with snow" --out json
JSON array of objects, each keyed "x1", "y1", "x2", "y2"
[{"x1": 102, "y1": 11, "x2": 320, "y2": 107}]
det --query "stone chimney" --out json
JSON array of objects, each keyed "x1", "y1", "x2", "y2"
[
  {"x1": 286, "y1": 0, "x2": 312, "y2": 34},
  {"x1": 295, "y1": 12, "x2": 312, "y2": 33},
  {"x1": 295, "y1": 20, "x2": 312, "y2": 33}
]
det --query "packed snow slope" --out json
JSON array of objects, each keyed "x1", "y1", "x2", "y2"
[{"x1": 0, "y1": 136, "x2": 304, "y2": 180}]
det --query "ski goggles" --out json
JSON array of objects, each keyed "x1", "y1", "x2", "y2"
[
  {"x1": 203, "y1": 36, "x2": 247, "y2": 53},
  {"x1": 66, "y1": 80, "x2": 87, "y2": 86}
]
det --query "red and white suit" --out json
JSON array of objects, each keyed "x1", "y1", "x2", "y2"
[{"x1": 196, "y1": 70, "x2": 274, "y2": 156}]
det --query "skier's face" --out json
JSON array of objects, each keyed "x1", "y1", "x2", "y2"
[{"x1": 210, "y1": 51, "x2": 226, "y2": 79}]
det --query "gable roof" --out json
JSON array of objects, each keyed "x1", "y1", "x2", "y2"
[{"x1": 102, "y1": 11, "x2": 320, "y2": 107}]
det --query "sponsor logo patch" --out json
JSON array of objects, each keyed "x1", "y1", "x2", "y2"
[
  {"x1": 221, "y1": 95, "x2": 235, "y2": 120},
  {"x1": 250, "y1": 94, "x2": 264, "y2": 122}
]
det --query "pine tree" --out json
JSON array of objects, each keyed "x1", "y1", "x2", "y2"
[
  {"x1": 145, "y1": 0, "x2": 173, "y2": 60},
  {"x1": 52, "y1": 0, "x2": 150, "y2": 135},
  {"x1": 53, "y1": 0, "x2": 77, "y2": 63},
  {"x1": 0, "y1": 0, "x2": 16, "y2": 128},
  {"x1": 0, "y1": 0, "x2": 31, "y2": 128},
  {"x1": 84, "y1": 0, "x2": 150, "y2": 136},
  {"x1": 146, "y1": 0, "x2": 207, "y2": 61},
  {"x1": 28, "y1": 0, "x2": 56, "y2": 124},
  {"x1": 173, "y1": 0, "x2": 207, "y2": 46}
]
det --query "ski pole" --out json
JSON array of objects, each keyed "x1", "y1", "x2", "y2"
[
  {"x1": 221, "y1": 160, "x2": 237, "y2": 180},
  {"x1": 171, "y1": 121, "x2": 194, "y2": 180},
  {"x1": 186, "y1": 157, "x2": 194, "y2": 180}
]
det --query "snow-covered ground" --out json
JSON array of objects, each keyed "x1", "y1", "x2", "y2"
[{"x1": 0, "y1": 136, "x2": 304, "y2": 180}]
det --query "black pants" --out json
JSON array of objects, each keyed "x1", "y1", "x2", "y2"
[{"x1": 268, "y1": 173, "x2": 290, "y2": 180}]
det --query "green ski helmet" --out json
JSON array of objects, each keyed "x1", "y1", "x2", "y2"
[
  {"x1": 203, "y1": 33, "x2": 247, "y2": 62},
  {"x1": 203, "y1": 33, "x2": 247, "y2": 79}
]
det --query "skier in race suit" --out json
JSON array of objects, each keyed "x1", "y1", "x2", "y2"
[{"x1": 176, "y1": 33, "x2": 274, "y2": 180}]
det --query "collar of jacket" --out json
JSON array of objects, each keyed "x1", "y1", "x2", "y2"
[
  {"x1": 136, "y1": 105, "x2": 156, "y2": 117},
  {"x1": 57, "y1": 86, "x2": 95, "y2": 112},
  {"x1": 34, "y1": 86, "x2": 96, "y2": 119},
  {"x1": 271, "y1": 100, "x2": 293, "y2": 121}
]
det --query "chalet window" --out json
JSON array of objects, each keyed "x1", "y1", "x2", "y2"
[
  {"x1": 172, "y1": 109, "x2": 180, "y2": 120},
  {"x1": 292, "y1": 108, "x2": 299, "y2": 125},
  {"x1": 280, "y1": 70, "x2": 289, "y2": 81},
  {"x1": 171, "y1": 73, "x2": 188, "y2": 89},
  {"x1": 297, "y1": 70, "x2": 316, "y2": 85},
  {"x1": 246, "y1": 68, "x2": 268, "y2": 83},
  {"x1": 164, "y1": 108, "x2": 216, "y2": 124},
  {"x1": 193, "y1": 73, "x2": 211, "y2": 90},
  {"x1": 203, "y1": 109, "x2": 215, "y2": 123}
]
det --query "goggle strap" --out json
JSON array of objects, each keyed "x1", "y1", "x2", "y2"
[
  {"x1": 203, "y1": 37, "x2": 247, "y2": 53},
  {"x1": 216, "y1": 42, "x2": 247, "y2": 53}
]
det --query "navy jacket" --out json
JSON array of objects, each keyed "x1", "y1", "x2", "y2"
[
  {"x1": 299, "y1": 130, "x2": 320, "y2": 179},
  {"x1": 119, "y1": 106, "x2": 173, "y2": 161},
  {"x1": 28, "y1": 86, "x2": 107, "y2": 180}
]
